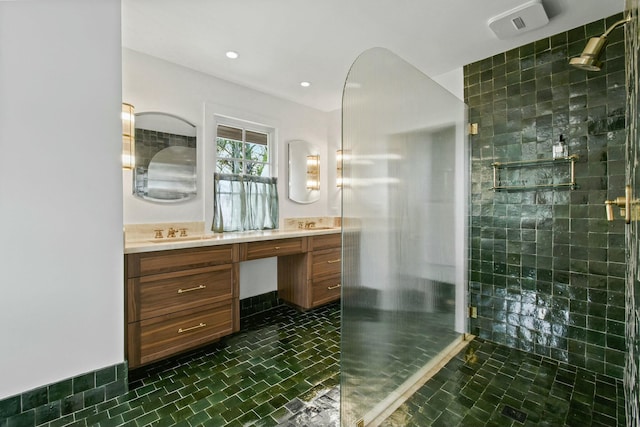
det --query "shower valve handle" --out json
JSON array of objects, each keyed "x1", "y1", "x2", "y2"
[{"x1": 605, "y1": 185, "x2": 632, "y2": 224}]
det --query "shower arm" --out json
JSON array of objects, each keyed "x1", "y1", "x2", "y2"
[{"x1": 601, "y1": 15, "x2": 632, "y2": 38}]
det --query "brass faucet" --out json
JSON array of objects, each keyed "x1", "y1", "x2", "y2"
[
  {"x1": 167, "y1": 227, "x2": 178, "y2": 238},
  {"x1": 305, "y1": 221, "x2": 316, "y2": 229}
]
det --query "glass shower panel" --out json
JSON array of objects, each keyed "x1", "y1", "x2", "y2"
[{"x1": 341, "y1": 48, "x2": 468, "y2": 426}]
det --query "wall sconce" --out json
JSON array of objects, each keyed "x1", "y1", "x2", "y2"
[
  {"x1": 122, "y1": 103, "x2": 135, "y2": 169},
  {"x1": 336, "y1": 150, "x2": 343, "y2": 188},
  {"x1": 306, "y1": 154, "x2": 320, "y2": 190}
]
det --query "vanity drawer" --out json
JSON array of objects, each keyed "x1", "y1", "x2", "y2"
[
  {"x1": 126, "y1": 244, "x2": 235, "y2": 278},
  {"x1": 244, "y1": 237, "x2": 306, "y2": 260},
  {"x1": 312, "y1": 248, "x2": 342, "y2": 279},
  {"x1": 128, "y1": 301, "x2": 235, "y2": 368},
  {"x1": 128, "y1": 264, "x2": 234, "y2": 322},
  {"x1": 311, "y1": 274, "x2": 341, "y2": 307},
  {"x1": 310, "y1": 233, "x2": 341, "y2": 251}
]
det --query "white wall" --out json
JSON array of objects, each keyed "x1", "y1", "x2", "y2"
[
  {"x1": 123, "y1": 48, "x2": 337, "y2": 226},
  {"x1": 433, "y1": 67, "x2": 464, "y2": 101},
  {"x1": 0, "y1": 0, "x2": 123, "y2": 399},
  {"x1": 123, "y1": 49, "x2": 338, "y2": 298}
]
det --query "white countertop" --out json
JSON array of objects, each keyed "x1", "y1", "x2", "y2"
[{"x1": 124, "y1": 227, "x2": 341, "y2": 254}]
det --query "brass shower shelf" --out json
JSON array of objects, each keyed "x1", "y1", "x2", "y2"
[{"x1": 490, "y1": 155, "x2": 578, "y2": 191}]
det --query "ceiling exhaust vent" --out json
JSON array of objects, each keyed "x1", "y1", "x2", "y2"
[{"x1": 488, "y1": 0, "x2": 549, "y2": 39}]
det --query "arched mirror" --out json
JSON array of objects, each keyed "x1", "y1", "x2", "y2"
[
  {"x1": 288, "y1": 140, "x2": 320, "y2": 204},
  {"x1": 133, "y1": 112, "x2": 197, "y2": 202}
]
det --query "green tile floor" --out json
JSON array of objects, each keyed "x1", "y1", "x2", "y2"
[
  {"x1": 383, "y1": 338, "x2": 626, "y2": 427},
  {"x1": 23, "y1": 301, "x2": 625, "y2": 426}
]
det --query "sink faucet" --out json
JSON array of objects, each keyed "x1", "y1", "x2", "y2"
[
  {"x1": 167, "y1": 227, "x2": 178, "y2": 238},
  {"x1": 305, "y1": 221, "x2": 316, "y2": 229}
]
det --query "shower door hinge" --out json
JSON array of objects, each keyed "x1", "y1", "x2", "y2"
[
  {"x1": 469, "y1": 123, "x2": 478, "y2": 135},
  {"x1": 468, "y1": 306, "x2": 478, "y2": 318}
]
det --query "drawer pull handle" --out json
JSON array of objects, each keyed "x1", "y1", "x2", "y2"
[
  {"x1": 327, "y1": 259, "x2": 341, "y2": 264},
  {"x1": 178, "y1": 322, "x2": 206, "y2": 334},
  {"x1": 327, "y1": 284, "x2": 341, "y2": 290},
  {"x1": 177, "y1": 284, "x2": 206, "y2": 294},
  {"x1": 274, "y1": 246, "x2": 281, "y2": 250}
]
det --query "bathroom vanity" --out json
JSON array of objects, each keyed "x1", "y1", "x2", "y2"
[{"x1": 124, "y1": 226, "x2": 341, "y2": 368}]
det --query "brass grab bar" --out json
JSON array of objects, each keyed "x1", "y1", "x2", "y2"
[{"x1": 491, "y1": 155, "x2": 578, "y2": 191}]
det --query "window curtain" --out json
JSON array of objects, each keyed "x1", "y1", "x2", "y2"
[{"x1": 212, "y1": 173, "x2": 279, "y2": 232}]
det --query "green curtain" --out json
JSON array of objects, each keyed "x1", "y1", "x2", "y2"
[{"x1": 212, "y1": 173, "x2": 279, "y2": 232}]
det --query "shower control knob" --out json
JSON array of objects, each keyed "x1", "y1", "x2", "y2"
[{"x1": 605, "y1": 185, "x2": 635, "y2": 224}]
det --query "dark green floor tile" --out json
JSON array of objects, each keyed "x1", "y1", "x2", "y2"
[
  {"x1": 118, "y1": 406, "x2": 144, "y2": 423},
  {"x1": 171, "y1": 405, "x2": 194, "y2": 423},
  {"x1": 252, "y1": 415, "x2": 278, "y2": 427},
  {"x1": 0, "y1": 303, "x2": 627, "y2": 427},
  {"x1": 253, "y1": 401, "x2": 276, "y2": 419},
  {"x1": 45, "y1": 414, "x2": 74, "y2": 427},
  {"x1": 200, "y1": 413, "x2": 226, "y2": 426},
  {"x1": 96, "y1": 414, "x2": 125, "y2": 427},
  {"x1": 132, "y1": 409, "x2": 159, "y2": 427},
  {"x1": 219, "y1": 405, "x2": 243, "y2": 423},
  {"x1": 269, "y1": 406, "x2": 289, "y2": 423},
  {"x1": 251, "y1": 391, "x2": 273, "y2": 407}
]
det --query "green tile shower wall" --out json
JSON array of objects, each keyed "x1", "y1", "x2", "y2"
[{"x1": 465, "y1": 13, "x2": 627, "y2": 379}]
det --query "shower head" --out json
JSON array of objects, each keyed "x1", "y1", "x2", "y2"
[
  {"x1": 569, "y1": 36, "x2": 607, "y2": 71},
  {"x1": 569, "y1": 15, "x2": 632, "y2": 71}
]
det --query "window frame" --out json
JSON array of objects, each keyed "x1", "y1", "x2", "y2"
[{"x1": 214, "y1": 117, "x2": 276, "y2": 179}]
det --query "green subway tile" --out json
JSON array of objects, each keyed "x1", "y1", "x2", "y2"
[
  {"x1": 34, "y1": 402, "x2": 61, "y2": 425},
  {"x1": 61, "y1": 393, "x2": 83, "y2": 416},
  {"x1": 0, "y1": 395, "x2": 21, "y2": 418},
  {"x1": 73, "y1": 372, "x2": 95, "y2": 395},
  {"x1": 6, "y1": 409, "x2": 35, "y2": 427},
  {"x1": 48, "y1": 379, "x2": 73, "y2": 402},
  {"x1": 95, "y1": 366, "x2": 116, "y2": 387},
  {"x1": 21, "y1": 387, "x2": 48, "y2": 411}
]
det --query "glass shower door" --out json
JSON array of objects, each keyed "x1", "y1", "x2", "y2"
[{"x1": 340, "y1": 48, "x2": 468, "y2": 426}]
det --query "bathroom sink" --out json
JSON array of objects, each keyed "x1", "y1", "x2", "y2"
[{"x1": 305, "y1": 227, "x2": 338, "y2": 230}]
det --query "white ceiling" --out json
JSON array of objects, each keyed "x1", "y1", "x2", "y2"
[{"x1": 122, "y1": 0, "x2": 624, "y2": 112}]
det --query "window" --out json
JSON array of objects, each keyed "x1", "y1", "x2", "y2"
[
  {"x1": 216, "y1": 124, "x2": 271, "y2": 177},
  {"x1": 213, "y1": 119, "x2": 278, "y2": 233}
]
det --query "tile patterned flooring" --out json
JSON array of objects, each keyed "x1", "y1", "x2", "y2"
[
  {"x1": 27, "y1": 301, "x2": 625, "y2": 426},
  {"x1": 383, "y1": 338, "x2": 626, "y2": 427}
]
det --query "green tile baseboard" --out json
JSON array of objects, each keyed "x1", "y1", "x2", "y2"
[{"x1": 0, "y1": 362, "x2": 127, "y2": 426}]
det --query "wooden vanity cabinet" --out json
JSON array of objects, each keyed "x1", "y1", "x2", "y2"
[
  {"x1": 125, "y1": 245, "x2": 239, "y2": 368},
  {"x1": 278, "y1": 233, "x2": 342, "y2": 310},
  {"x1": 241, "y1": 237, "x2": 307, "y2": 260}
]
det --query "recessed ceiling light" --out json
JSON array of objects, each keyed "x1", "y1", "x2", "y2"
[
  {"x1": 300, "y1": 81, "x2": 311, "y2": 87},
  {"x1": 225, "y1": 51, "x2": 239, "y2": 59}
]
